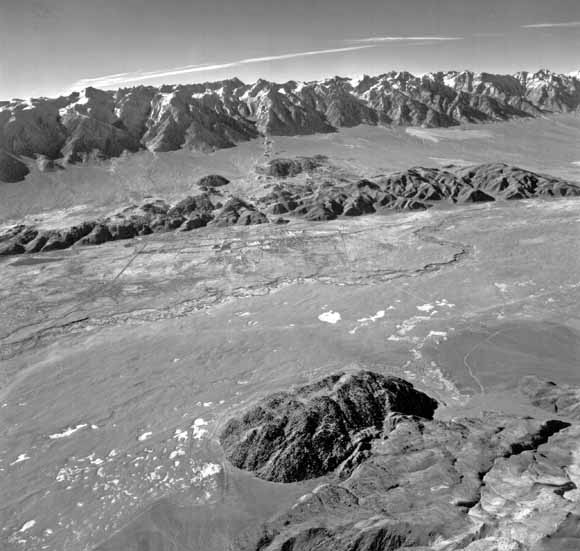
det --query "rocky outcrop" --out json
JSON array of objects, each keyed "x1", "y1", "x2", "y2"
[
  {"x1": 0, "y1": 190, "x2": 268, "y2": 256},
  {"x1": 210, "y1": 197, "x2": 269, "y2": 227},
  {"x1": 520, "y1": 376, "x2": 580, "y2": 420},
  {"x1": 220, "y1": 371, "x2": 576, "y2": 551},
  {"x1": 257, "y1": 155, "x2": 327, "y2": 178},
  {"x1": 219, "y1": 371, "x2": 438, "y2": 482},
  {"x1": 0, "y1": 151, "x2": 29, "y2": 183},
  {"x1": 258, "y1": 162, "x2": 580, "y2": 222},
  {"x1": 453, "y1": 163, "x2": 572, "y2": 200},
  {"x1": 141, "y1": 87, "x2": 258, "y2": 153},
  {"x1": 1, "y1": 163, "x2": 579, "y2": 256},
  {"x1": 197, "y1": 174, "x2": 230, "y2": 188},
  {"x1": 2, "y1": 69, "x2": 580, "y2": 182},
  {"x1": 469, "y1": 423, "x2": 580, "y2": 550}
]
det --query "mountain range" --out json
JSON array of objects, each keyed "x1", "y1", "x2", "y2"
[{"x1": 1, "y1": 69, "x2": 580, "y2": 183}]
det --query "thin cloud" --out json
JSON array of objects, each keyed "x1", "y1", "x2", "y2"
[
  {"x1": 522, "y1": 21, "x2": 580, "y2": 28},
  {"x1": 349, "y1": 36, "x2": 463, "y2": 44},
  {"x1": 72, "y1": 45, "x2": 375, "y2": 89},
  {"x1": 76, "y1": 71, "x2": 134, "y2": 84}
]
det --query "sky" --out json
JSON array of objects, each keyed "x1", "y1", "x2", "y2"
[{"x1": 1, "y1": 0, "x2": 579, "y2": 99}]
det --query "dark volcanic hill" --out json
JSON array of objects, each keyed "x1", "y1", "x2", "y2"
[{"x1": 1, "y1": 69, "x2": 580, "y2": 182}]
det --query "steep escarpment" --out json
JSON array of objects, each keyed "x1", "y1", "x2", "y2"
[
  {"x1": 1, "y1": 162, "x2": 579, "y2": 256},
  {"x1": 219, "y1": 370, "x2": 578, "y2": 551},
  {"x1": 2, "y1": 69, "x2": 580, "y2": 182}
]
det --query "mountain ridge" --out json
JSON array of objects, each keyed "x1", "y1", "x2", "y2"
[
  {"x1": 1, "y1": 69, "x2": 580, "y2": 183},
  {"x1": 2, "y1": 161, "x2": 579, "y2": 256}
]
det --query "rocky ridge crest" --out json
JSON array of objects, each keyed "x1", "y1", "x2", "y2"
[
  {"x1": 2, "y1": 69, "x2": 580, "y2": 182},
  {"x1": 1, "y1": 161, "x2": 579, "y2": 256}
]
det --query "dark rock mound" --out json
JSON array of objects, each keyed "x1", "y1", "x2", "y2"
[
  {"x1": 342, "y1": 193, "x2": 377, "y2": 216},
  {"x1": 210, "y1": 197, "x2": 268, "y2": 227},
  {"x1": 77, "y1": 223, "x2": 113, "y2": 246},
  {"x1": 456, "y1": 188, "x2": 496, "y2": 203},
  {"x1": 0, "y1": 151, "x2": 30, "y2": 183},
  {"x1": 258, "y1": 156, "x2": 327, "y2": 178},
  {"x1": 219, "y1": 371, "x2": 438, "y2": 482},
  {"x1": 263, "y1": 163, "x2": 577, "y2": 223},
  {"x1": 197, "y1": 174, "x2": 230, "y2": 188},
  {"x1": 40, "y1": 222, "x2": 96, "y2": 251},
  {"x1": 167, "y1": 193, "x2": 215, "y2": 217},
  {"x1": 454, "y1": 163, "x2": 580, "y2": 200}
]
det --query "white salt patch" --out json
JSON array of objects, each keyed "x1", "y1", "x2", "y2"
[
  {"x1": 572, "y1": 161, "x2": 580, "y2": 166},
  {"x1": 90, "y1": 424, "x2": 99, "y2": 430},
  {"x1": 318, "y1": 311, "x2": 342, "y2": 324},
  {"x1": 107, "y1": 449, "x2": 118, "y2": 458},
  {"x1": 174, "y1": 429, "x2": 188, "y2": 442},
  {"x1": 19, "y1": 520, "x2": 35, "y2": 533},
  {"x1": 138, "y1": 431, "x2": 153, "y2": 442},
  {"x1": 198, "y1": 462, "x2": 221, "y2": 479},
  {"x1": 203, "y1": 402, "x2": 213, "y2": 407},
  {"x1": 169, "y1": 449, "x2": 186, "y2": 460},
  {"x1": 48, "y1": 423, "x2": 88, "y2": 439},
  {"x1": 10, "y1": 454, "x2": 30, "y2": 466},
  {"x1": 428, "y1": 330, "x2": 448, "y2": 339},
  {"x1": 495, "y1": 283, "x2": 509, "y2": 293},
  {"x1": 430, "y1": 484, "x2": 450, "y2": 491},
  {"x1": 417, "y1": 304, "x2": 434, "y2": 312},
  {"x1": 397, "y1": 316, "x2": 431, "y2": 336},
  {"x1": 238, "y1": 312, "x2": 252, "y2": 317},
  {"x1": 192, "y1": 418, "x2": 209, "y2": 440},
  {"x1": 357, "y1": 310, "x2": 386, "y2": 323}
]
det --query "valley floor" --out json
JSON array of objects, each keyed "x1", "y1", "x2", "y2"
[{"x1": 0, "y1": 197, "x2": 579, "y2": 550}]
